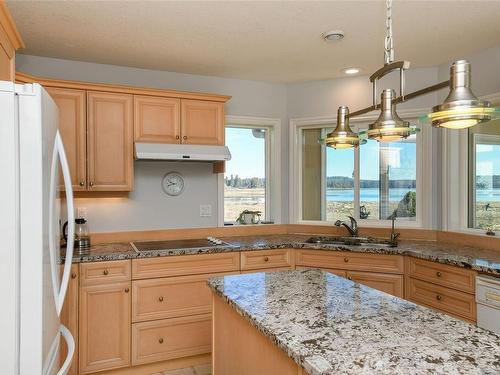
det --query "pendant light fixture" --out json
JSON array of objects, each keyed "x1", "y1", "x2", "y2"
[
  {"x1": 323, "y1": 0, "x2": 497, "y2": 148},
  {"x1": 368, "y1": 89, "x2": 411, "y2": 141},
  {"x1": 429, "y1": 60, "x2": 493, "y2": 129},
  {"x1": 325, "y1": 106, "x2": 363, "y2": 149}
]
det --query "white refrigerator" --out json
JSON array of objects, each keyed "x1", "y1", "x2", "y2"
[{"x1": 0, "y1": 81, "x2": 75, "y2": 375}]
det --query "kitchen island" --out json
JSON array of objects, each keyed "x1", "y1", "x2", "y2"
[{"x1": 208, "y1": 269, "x2": 500, "y2": 375}]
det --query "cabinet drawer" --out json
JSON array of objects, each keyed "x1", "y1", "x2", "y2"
[
  {"x1": 132, "y1": 272, "x2": 237, "y2": 322},
  {"x1": 241, "y1": 267, "x2": 291, "y2": 274},
  {"x1": 240, "y1": 249, "x2": 292, "y2": 271},
  {"x1": 132, "y1": 314, "x2": 211, "y2": 365},
  {"x1": 132, "y1": 252, "x2": 240, "y2": 279},
  {"x1": 80, "y1": 260, "x2": 131, "y2": 286},
  {"x1": 295, "y1": 250, "x2": 404, "y2": 274},
  {"x1": 406, "y1": 278, "x2": 476, "y2": 321},
  {"x1": 406, "y1": 257, "x2": 476, "y2": 293},
  {"x1": 346, "y1": 271, "x2": 404, "y2": 298}
]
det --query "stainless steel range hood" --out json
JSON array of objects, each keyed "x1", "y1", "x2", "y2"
[{"x1": 135, "y1": 142, "x2": 231, "y2": 161}]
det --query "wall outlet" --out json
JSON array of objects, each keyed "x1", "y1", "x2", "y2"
[
  {"x1": 77, "y1": 207, "x2": 88, "y2": 219},
  {"x1": 199, "y1": 204, "x2": 212, "y2": 217}
]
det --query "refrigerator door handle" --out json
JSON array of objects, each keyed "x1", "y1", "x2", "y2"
[
  {"x1": 57, "y1": 325, "x2": 75, "y2": 375},
  {"x1": 49, "y1": 131, "x2": 75, "y2": 316}
]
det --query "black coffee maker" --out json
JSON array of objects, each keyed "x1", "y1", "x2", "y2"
[{"x1": 62, "y1": 218, "x2": 91, "y2": 254}]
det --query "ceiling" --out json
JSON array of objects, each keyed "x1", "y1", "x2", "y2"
[{"x1": 8, "y1": 1, "x2": 500, "y2": 83}]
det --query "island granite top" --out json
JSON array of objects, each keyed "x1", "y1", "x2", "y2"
[
  {"x1": 208, "y1": 269, "x2": 500, "y2": 375},
  {"x1": 70, "y1": 234, "x2": 500, "y2": 276}
]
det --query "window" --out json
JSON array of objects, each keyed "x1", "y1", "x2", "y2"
[
  {"x1": 468, "y1": 120, "x2": 500, "y2": 231},
  {"x1": 300, "y1": 124, "x2": 418, "y2": 224},
  {"x1": 224, "y1": 127, "x2": 267, "y2": 222}
]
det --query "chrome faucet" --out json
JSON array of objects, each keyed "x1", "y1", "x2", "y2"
[
  {"x1": 389, "y1": 214, "x2": 400, "y2": 247},
  {"x1": 334, "y1": 216, "x2": 359, "y2": 237}
]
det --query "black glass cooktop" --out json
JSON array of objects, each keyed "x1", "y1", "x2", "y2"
[{"x1": 131, "y1": 238, "x2": 237, "y2": 252}]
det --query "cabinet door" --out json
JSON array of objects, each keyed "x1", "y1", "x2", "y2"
[
  {"x1": 79, "y1": 282, "x2": 131, "y2": 374},
  {"x1": 346, "y1": 271, "x2": 404, "y2": 298},
  {"x1": 134, "y1": 95, "x2": 180, "y2": 143},
  {"x1": 87, "y1": 92, "x2": 133, "y2": 191},
  {"x1": 46, "y1": 87, "x2": 87, "y2": 190},
  {"x1": 60, "y1": 264, "x2": 79, "y2": 375},
  {"x1": 180, "y1": 99, "x2": 224, "y2": 145}
]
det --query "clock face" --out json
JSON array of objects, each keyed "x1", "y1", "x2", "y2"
[{"x1": 162, "y1": 172, "x2": 185, "y2": 196}]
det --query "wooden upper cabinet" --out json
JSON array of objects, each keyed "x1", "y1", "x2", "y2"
[
  {"x1": 181, "y1": 99, "x2": 224, "y2": 145},
  {"x1": 87, "y1": 91, "x2": 134, "y2": 191},
  {"x1": 134, "y1": 95, "x2": 181, "y2": 143},
  {"x1": 0, "y1": 3, "x2": 24, "y2": 81},
  {"x1": 47, "y1": 88, "x2": 87, "y2": 190}
]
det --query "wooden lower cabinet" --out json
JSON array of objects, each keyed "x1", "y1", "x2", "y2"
[
  {"x1": 132, "y1": 272, "x2": 237, "y2": 322},
  {"x1": 132, "y1": 314, "x2": 211, "y2": 365},
  {"x1": 79, "y1": 282, "x2": 131, "y2": 374},
  {"x1": 346, "y1": 271, "x2": 404, "y2": 298},
  {"x1": 240, "y1": 249, "x2": 293, "y2": 271},
  {"x1": 60, "y1": 264, "x2": 79, "y2": 375},
  {"x1": 406, "y1": 277, "x2": 476, "y2": 322}
]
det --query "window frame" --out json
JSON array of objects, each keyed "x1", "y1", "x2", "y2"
[
  {"x1": 218, "y1": 115, "x2": 281, "y2": 226},
  {"x1": 289, "y1": 108, "x2": 433, "y2": 228},
  {"x1": 443, "y1": 92, "x2": 500, "y2": 235}
]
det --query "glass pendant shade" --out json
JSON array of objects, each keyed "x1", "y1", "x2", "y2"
[
  {"x1": 430, "y1": 60, "x2": 493, "y2": 129},
  {"x1": 325, "y1": 106, "x2": 361, "y2": 149},
  {"x1": 368, "y1": 89, "x2": 411, "y2": 141}
]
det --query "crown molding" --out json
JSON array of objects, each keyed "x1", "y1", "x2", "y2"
[{"x1": 0, "y1": 3, "x2": 24, "y2": 50}]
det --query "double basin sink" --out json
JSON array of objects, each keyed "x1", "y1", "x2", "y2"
[{"x1": 306, "y1": 236, "x2": 397, "y2": 248}]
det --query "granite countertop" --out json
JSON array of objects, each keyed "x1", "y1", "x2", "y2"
[
  {"x1": 69, "y1": 234, "x2": 500, "y2": 275},
  {"x1": 208, "y1": 269, "x2": 500, "y2": 375}
]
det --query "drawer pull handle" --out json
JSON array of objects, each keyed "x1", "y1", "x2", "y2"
[
  {"x1": 124, "y1": 288, "x2": 129, "y2": 293},
  {"x1": 436, "y1": 271, "x2": 442, "y2": 277},
  {"x1": 436, "y1": 294, "x2": 442, "y2": 301},
  {"x1": 103, "y1": 269, "x2": 109, "y2": 275},
  {"x1": 264, "y1": 256, "x2": 269, "y2": 262},
  {"x1": 158, "y1": 296, "x2": 164, "y2": 302},
  {"x1": 159, "y1": 338, "x2": 164, "y2": 344},
  {"x1": 344, "y1": 257, "x2": 349, "y2": 263}
]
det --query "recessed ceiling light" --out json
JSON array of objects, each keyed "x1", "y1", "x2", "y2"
[
  {"x1": 344, "y1": 67, "x2": 360, "y2": 75},
  {"x1": 322, "y1": 30, "x2": 344, "y2": 42}
]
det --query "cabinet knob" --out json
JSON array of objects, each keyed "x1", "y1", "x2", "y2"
[
  {"x1": 436, "y1": 294, "x2": 442, "y2": 301},
  {"x1": 103, "y1": 269, "x2": 109, "y2": 275},
  {"x1": 175, "y1": 135, "x2": 180, "y2": 140},
  {"x1": 89, "y1": 181, "x2": 94, "y2": 187},
  {"x1": 344, "y1": 257, "x2": 349, "y2": 263},
  {"x1": 125, "y1": 288, "x2": 130, "y2": 293},
  {"x1": 347, "y1": 276, "x2": 352, "y2": 280},
  {"x1": 158, "y1": 296, "x2": 164, "y2": 302},
  {"x1": 158, "y1": 338, "x2": 164, "y2": 344},
  {"x1": 183, "y1": 136, "x2": 187, "y2": 140},
  {"x1": 71, "y1": 272, "x2": 77, "y2": 279},
  {"x1": 436, "y1": 271, "x2": 442, "y2": 277},
  {"x1": 79, "y1": 181, "x2": 85, "y2": 187},
  {"x1": 264, "y1": 256, "x2": 269, "y2": 262}
]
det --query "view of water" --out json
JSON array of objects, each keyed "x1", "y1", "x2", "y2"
[{"x1": 327, "y1": 188, "x2": 500, "y2": 202}]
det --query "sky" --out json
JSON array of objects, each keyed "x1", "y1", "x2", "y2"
[
  {"x1": 327, "y1": 137, "x2": 417, "y2": 180},
  {"x1": 225, "y1": 127, "x2": 266, "y2": 178},
  {"x1": 476, "y1": 144, "x2": 500, "y2": 176},
  {"x1": 225, "y1": 126, "x2": 419, "y2": 180}
]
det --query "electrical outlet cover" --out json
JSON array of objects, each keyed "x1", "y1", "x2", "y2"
[{"x1": 200, "y1": 205, "x2": 212, "y2": 217}]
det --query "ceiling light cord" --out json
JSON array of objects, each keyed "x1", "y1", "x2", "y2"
[{"x1": 384, "y1": 0, "x2": 394, "y2": 65}]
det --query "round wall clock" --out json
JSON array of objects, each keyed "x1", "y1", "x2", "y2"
[{"x1": 161, "y1": 172, "x2": 185, "y2": 196}]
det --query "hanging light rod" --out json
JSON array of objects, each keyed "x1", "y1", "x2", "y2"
[{"x1": 347, "y1": 80, "x2": 450, "y2": 119}]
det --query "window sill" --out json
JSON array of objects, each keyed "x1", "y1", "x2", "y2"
[{"x1": 296, "y1": 219, "x2": 423, "y2": 229}]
